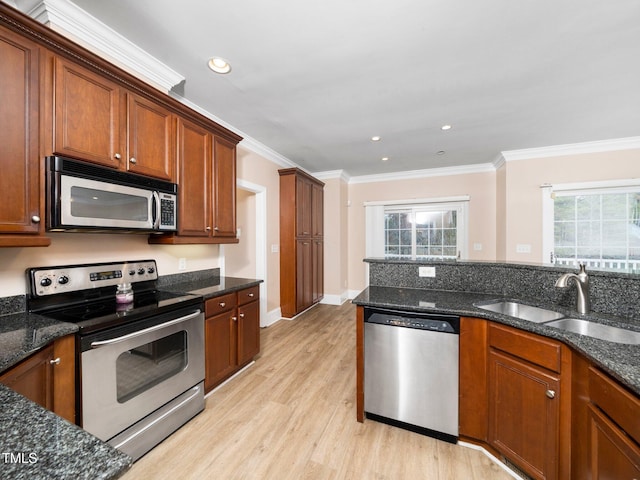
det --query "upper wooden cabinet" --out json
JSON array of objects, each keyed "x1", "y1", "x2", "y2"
[
  {"x1": 0, "y1": 25, "x2": 49, "y2": 246},
  {"x1": 126, "y1": 93, "x2": 175, "y2": 181},
  {"x1": 51, "y1": 58, "x2": 176, "y2": 180},
  {"x1": 52, "y1": 56, "x2": 122, "y2": 168},
  {"x1": 150, "y1": 118, "x2": 238, "y2": 244},
  {"x1": 279, "y1": 168, "x2": 324, "y2": 318}
]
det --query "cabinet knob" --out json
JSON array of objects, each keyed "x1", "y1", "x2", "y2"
[
  {"x1": 31, "y1": 215, "x2": 41, "y2": 223},
  {"x1": 232, "y1": 316, "x2": 237, "y2": 322},
  {"x1": 545, "y1": 389, "x2": 556, "y2": 399},
  {"x1": 248, "y1": 293, "x2": 254, "y2": 298},
  {"x1": 206, "y1": 226, "x2": 212, "y2": 231},
  {"x1": 114, "y1": 153, "x2": 121, "y2": 159},
  {"x1": 50, "y1": 357, "x2": 61, "y2": 365},
  {"x1": 129, "y1": 157, "x2": 137, "y2": 164},
  {"x1": 219, "y1": 302, "x2": 226, "y2": 308},
  {"x1": 239, "y1": 313, "x2": 245, "y2": 318},
  {"x1": 214, "y1": 226, "x2": 219, "y2": 231}
]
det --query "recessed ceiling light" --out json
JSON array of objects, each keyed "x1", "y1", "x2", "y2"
[
  {"x1": 371, "y1": 136, "x2": 381, "y2": 142},
  {"x1": 381, "y1": 157, "x2": 389, "y2": 161},
  {"x1": 208, "y1": 57, "x2": 232, "y2": 74},
  {"x1": 441, "y1": 125, "x2": 452, "y2": 131}
]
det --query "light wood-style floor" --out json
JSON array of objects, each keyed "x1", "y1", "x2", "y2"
[{"x1": 124, "y1": 302, "x2": 514, "y2": 480}]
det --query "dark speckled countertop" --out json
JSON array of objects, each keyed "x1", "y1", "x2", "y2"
[
  {"x1": 353, "y1": 286, "x2": 640, "y2": 396},
  {"x1": 160, "y1": 275, "x2": 262, "y2": 299}
]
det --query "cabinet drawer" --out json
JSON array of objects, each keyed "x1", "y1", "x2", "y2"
[
  {"x1": 589, "y1": 367, "x2": 640, "y2": 444},
  {"x1": 488, "y1": 323, "x2": 562, "y2": 373},
  {"x1": 205, "y1": 293, "x2": 236, "y2": 316},
  {"x1": 238, "y1": 285, "x2": 260, "y2": 306}
]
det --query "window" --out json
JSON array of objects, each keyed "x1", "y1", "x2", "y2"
[
  {"x1": 384, "y1": 207, "x2": 459, "y2": 259},
  {"x1": 365, "y1": 197, "x2": 468, "y2": 260},
  {"x1": 542, "y1": 181, "x2": 640, "y2": 271}
]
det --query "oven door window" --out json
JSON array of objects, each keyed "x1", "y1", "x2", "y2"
[{"x1": 116, "y1": 331, "x2": 188, "y2": 403}]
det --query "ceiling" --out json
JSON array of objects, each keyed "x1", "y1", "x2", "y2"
[{"x1": 16, "y1": 0, "x2": 640, "y2": 176}]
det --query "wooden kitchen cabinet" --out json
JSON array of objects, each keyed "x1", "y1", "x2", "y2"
[
  {"x1": 279, "y1": 168, "x2": 324, "y2": 317},
  {"x1": 51, "y1": 56, "x2": 123, "y2": 168},
  {"x1": 126, "y1": 93, "x2": 175, "y2": 180},
  {"x1": 204, "y1": 286, "x2": 260, "y2": 392},
  {"x1": 459, "y1": 317, "x2": 489, "y2": 442},
  {"x1": 0, "y1": 26, "x2": 49, "y2": 246},
  {"x1": 150, "y1": 118, "x2": 238, "y2": 244},
  {"x1": 487, "y1": 323, "x2": 571, "y2": 480},
  {"x1": 0, "y1": 335, "x2": 76, "y2": 424}
]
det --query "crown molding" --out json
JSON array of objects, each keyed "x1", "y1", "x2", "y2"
[
  {"x1": 20, "y1": 0, "x2": 184, "y2": 92},
  {"x1": 313, "y1": 170, "x2": 351, "y2": 183},
  {"x1": 501, "y1": 136, "x2": 640, "y2": 162},
  {"x1": 348, "y1": 162, "x2": 495, "y2": 185}
]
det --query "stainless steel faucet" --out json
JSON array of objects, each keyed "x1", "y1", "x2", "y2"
[{"x1": 555, "y1": 263, "x2": 590, "y2": 314}]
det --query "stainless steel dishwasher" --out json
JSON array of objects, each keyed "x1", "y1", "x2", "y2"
[{"x1": 364, "y1": 307, "x2": 460, "y2": 443}]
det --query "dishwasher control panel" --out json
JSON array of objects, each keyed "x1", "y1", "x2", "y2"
[{"x1": 365, "y1": 309, "x2": 459, "y2": 334}]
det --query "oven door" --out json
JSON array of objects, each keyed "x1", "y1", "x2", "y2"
[
  {"x1": 80, "y1": 306, "x2": 204, "y2": 442},
  {"x1": 59, "y1": 173, "x2": 155, "y2": 230}
]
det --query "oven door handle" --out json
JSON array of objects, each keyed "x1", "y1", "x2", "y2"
[{"x1": 90, "y1": 310, "x2": 201, "y2": 348}]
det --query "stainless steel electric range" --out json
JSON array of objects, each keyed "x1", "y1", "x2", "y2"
[{"x1": 27, "y1": 260, "x2": 205, "y2": 461}]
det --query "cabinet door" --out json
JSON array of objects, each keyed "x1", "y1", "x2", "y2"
[
  {"x1": 296, "y1": 239, "x2": 313, "y2": 311},
  {"x1": 588, "y1": 404, "x2": 640, "y2": 479},
  {"x1": 176, "y1": 118, "x2": 211, "y2": 237},
  {"x1": 0, "y1": 27, "x2": 43, "y2": 238},
  {"x1": 312, "y1": 182, "x2": 324, "y2": 237},
  {"x1": 205, "y1": 311, "x2": 237, "y2": 392},
  {"x1": 0, "y1": 344, "x2": 54, "y2": 411},
  {"x1": 312, "y1": 239, "x2": 324, "y2": 304},
  {"x1": 53, "y1": 57, "x2": 122, "y2": 167},
  {"x1": 212, "y1": 136, "x2": 237, "y2": 239},
  {"x1": 237, "y1": 300, "x2": 260, "y2": 366},
  {"x1": 127, "y1": 93, "x2": 175, "y2": 180},
  {"x1": 488, "y1": 349, "x2": 560, "y2": 480},
  {"x1": 296, "y1": 177, "x2": 312, "y2": 237}
]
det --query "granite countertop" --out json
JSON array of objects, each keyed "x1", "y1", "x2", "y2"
[
  {"x1": 161, "y1": 275, "x2": 262, "y2": 300},
  {"x1": 353, "y1": 286, "x2": 640, "y2": 396},
  {"x1": 0, "y1": 312, "x2": 78, "y2": 374},
  {"x1": 0, "y1": 384, "x2": 131, "y2": 480}
]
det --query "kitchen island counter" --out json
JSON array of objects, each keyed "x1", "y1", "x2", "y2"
[{"x1": 353, "y1": 285, "x2": 640, "y2": 396}]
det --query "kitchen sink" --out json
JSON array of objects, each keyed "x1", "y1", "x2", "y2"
[
  {"x1": 476, "y1": 301, "x2": 565, "y2": 323},
  {"x1": 543, "y1": 318, "x2": 640, "y2": 345}
]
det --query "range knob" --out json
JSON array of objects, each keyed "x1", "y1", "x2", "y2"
[
  {"x1": 137, "y1": 268, "x2": 145, "y2": 275},
  {"x1": 58, "y1": 275, "x2": 69, "y2": 285},
  {"x1": 147, "y1": 267, "x2": 155, "y2": 274},
  {"x1": 40, "y1": 277, "x2": 52, "y2": 287},
  {"x1": 129, "y1": 269, "x2": 136, "y2": 276}
]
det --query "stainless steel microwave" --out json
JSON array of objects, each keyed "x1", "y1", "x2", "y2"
[{"x1": 46, "y1": 156, "x2": 178, "y2": 233}]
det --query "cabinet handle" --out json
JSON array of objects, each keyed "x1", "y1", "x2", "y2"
[
  {"x1": 114, "y1": 153, "x2": 121, "y2": 159},
  {"x1": 219, "y1": 302, "x2": 226, "y2": 308},
  {"x1": 545, "y1": 389, "x2": 556, "y2": 399},
  {"x1": 248, "y1": 293, "x2": 254, "y2": 298},
  {"x1": 50, "y1": 357, "x2": 61, "y2": 365},
  {"x1": 303, "y1": 231, "x2": 309, "y2": 235},
  {"x1": 239, "y1": 313, "x2": 245, "y2": 318},
  {"x1": 31, "y1": 215, "x2": 41, "y2": 223},
  {"x1": 232, "y1": 316, "x2": 237, "y2": 322},
  {"x1": 129, "y1": 157, "x2": 137, "y2": 164}
]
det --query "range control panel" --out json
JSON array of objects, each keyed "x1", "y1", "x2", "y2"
[{"x1": 29, "y1": 260, "x2": 158, "y2": 297}]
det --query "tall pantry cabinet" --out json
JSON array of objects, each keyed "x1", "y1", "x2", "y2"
[{"x1": 279, "y1": 168, "x2": 324, "y2": 318}]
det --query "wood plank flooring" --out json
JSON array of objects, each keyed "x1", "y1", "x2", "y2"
[{"x1": 124, "y1": 302, "x2": 514, "y2": 480}]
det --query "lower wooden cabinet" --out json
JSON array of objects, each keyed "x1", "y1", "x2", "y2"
[
  {"x1": 0, "y1": 335, "x2": 76, "y2": 423},
  {"x1": 204, "y1": 286, "x2": 260, "y2": 392}
]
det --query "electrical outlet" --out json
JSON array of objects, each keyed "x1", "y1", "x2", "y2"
[
  {"x1": 516, "y1": 244, "x2": 532, "y2": 254},
  {"x1": 473, "y1": 243, "x2": 483, "y2": 251},
  {"x1": 178, "y1": 258, "x2": 186, "y2": 270},
  {"x1": 418, "y1": 266, "x2": 436, "y2": 277},
  {"x1": 271, "y1": 244, "x2": 279, "y2": 253}
]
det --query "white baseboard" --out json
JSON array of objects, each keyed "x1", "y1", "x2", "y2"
[
  {"x1": 347, "y1": 289, "x2": 363, "y2": 300},
  {"x1": 261, "y1": 307, "x2": 282, "y2": 327},
  {"x1": 320, "y1": 292, "x2": 349, "y2": 305}
]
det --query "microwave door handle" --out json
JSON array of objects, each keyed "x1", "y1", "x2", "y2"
[
  {"x1": 152, "y1": 191, "x2": 161, "y2": 229},
  {"x1": 90, "y1": 311, "x2": 201, "y2": 348}
]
